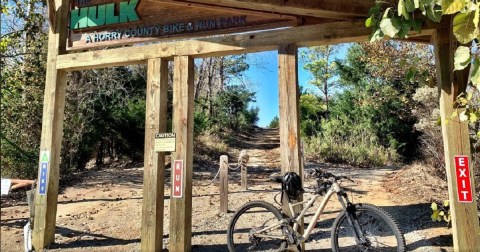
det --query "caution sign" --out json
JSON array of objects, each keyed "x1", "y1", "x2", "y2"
[
  {"x1": 155, "y1": 133, "x2": 176, "y2": 152},
  {"x1": 172, "y1": 160, "x2": 183, "y2": 198},
  {"x1": 454, "y1": 156, "x2": 473, "y2": 203},
  {"x1": 39, "y1": 151, "x2": 50, "y2": 195}
]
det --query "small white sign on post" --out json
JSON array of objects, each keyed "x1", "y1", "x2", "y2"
[
  {"x1": 24, "y1": 222, "x2": 32, "y2": 252},
  {"x1": 154, "y1": 133, "x2": 176, "y2": 152},
  {"x1": 1, "y1": 179, "x2": 12, "y2": 195}
]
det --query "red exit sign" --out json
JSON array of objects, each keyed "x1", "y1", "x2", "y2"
[
  {"x1": 454, "y1": 156, "x2": 473, "y2": 203},
  {"x1": 173, "y1": 160, "x2": 184, "y2": 198}
]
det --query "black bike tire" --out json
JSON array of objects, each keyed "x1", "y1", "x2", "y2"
[
  {"x1": 331, "y1": 203, "x2": 406, "y2": 252},
  {"x1": 227, "y1": 201, "x2": 287, "y2": 252}
]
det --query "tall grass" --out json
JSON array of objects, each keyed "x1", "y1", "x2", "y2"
[{"x1": 304, "y1": 131, "x2": 398, "y2": 167}]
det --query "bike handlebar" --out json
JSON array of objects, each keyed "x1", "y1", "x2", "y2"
[{"x1": 307, "y1": 168, "x2": 354, "y2": 183}]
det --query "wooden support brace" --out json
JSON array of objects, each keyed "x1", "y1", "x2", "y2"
[
  {"x1": 433, "y1": 19, "x2": 480, "y2": 251},
  {"x1": 169, "y1": 55, "x2": 195, "y2": 252},
  {"x1": 141, "y1": 58, "x2": 169, "y2": 252},
  {"x1": 220, "y1": 155, "x2": 229, "y2": 213},
  {"x1": 32, "y1": 0, "x2": 69, "y2": 250}
]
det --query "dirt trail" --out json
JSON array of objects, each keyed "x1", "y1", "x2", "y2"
[{"x1": 1, "y1": 128, "x2": 452, "y2": 251}]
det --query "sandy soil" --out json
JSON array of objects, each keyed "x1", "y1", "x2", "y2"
[{"x1": 1, "y1": 128, "x2": 453, "y2": 251}]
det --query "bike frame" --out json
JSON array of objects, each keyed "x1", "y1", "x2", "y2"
[{"x1": 253, "y1": 182, "x2": 350, "y2": 242}]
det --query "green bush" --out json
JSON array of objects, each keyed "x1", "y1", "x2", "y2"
[{"x1": 304, "y1": 119, "x2": 398, "y2": 167}]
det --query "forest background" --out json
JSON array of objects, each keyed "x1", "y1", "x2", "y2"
[{"x1": 1, "y1": 1, "x2": 479, "y2": 211}]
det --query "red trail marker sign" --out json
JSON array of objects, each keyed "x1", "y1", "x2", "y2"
[
  {"x1": 454, "y1": 156, "x2": 473, "y2": 203},
  {"x1": 173, "y1": 160, "x2": 184, "y2": 198}
]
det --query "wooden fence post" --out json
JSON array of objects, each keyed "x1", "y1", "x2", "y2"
[
  {"x1": 241, "y1": 163, "x2": 247, "y2": 190},
  {"x1": 220, "y1": 155, "x2": 229, "y2": 213}
]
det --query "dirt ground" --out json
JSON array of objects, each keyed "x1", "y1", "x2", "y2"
[{"x1": 1, "y1": 128, "x2": 453, "y2": 251}]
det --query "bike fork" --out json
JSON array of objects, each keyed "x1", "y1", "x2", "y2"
[{"x1": 337, "y1": 194, "x2": 369, "y2": 246}]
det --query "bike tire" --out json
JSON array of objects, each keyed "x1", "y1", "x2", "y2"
[
  {"x1": 227, "y1": 201, "x2": 287, "y2": 252},
  {"x1": 331, "y1": 203, "x2": 406, "y2": 252}
]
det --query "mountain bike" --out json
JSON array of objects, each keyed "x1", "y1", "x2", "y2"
[{"x1": 227, "y1": 168, "x2": 406, "y2": 251}]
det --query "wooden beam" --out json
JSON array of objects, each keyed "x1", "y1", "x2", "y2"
[
  {"x1": 56, "y1": 20, "x2": 438, "y2": 71},
  {"x1": 47, "y1": 0, "x2": 56, "y2": 30},
  {"x1": 278, "y1": 44, "x2": 303, "y2": 250},
  {"x1": 169, "y1": 55, "x2": 195, "y2": 252},
  {"x1": 32, "y1": 0, "x2": 69, "y2": 250},
  {"x1": 433, "y1": 19, "x2": 480, "y2": 251},
  {"x1": 141, "y1": 58, "x2": 168, "y2": 252},
  {"x1": 171, "y1": 0, "x2": 375, "y2": 20}
]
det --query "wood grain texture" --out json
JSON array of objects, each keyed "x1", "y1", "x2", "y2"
[
  {"x1": 241, "y1": 164, "x2": 247, "y2": 190},
  {"x1": 169, "y1": 55, "x2": 194, "y2": 252},
  {"x1": 219, "y1": 155, "x2": 229, "y2": 213},
  {"x1": 32, "y1": 0, "x2": 69, "y2": 250},
  {"x1": 57, "y1": 20, "x2": 438, "y2": 71},
  {"x1": 68, "y1": 0, "x2": 296, "y2": 50},
  {"x1": 170, "y1": 0, "x2": 375, "y2": 19},
  {"x1": 433, "y1": 18, "x2": 480, "y2": 251},
  {"x1": 141, "y1": 58, "x2": 168, "y2": 252},
  {"x1": 278, "y1": 44, "x2": 303, "y2": 251},
  {"x1": 58, "y1": 20, "x2": 370, "y2": 70}
]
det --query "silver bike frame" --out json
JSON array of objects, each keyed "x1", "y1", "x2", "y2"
[{"x1": 253, "y1": 182, "x2": 346, "y2": 242}]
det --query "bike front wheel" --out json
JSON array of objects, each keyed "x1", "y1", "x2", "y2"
[
  {"x1": 331, "y1": 203, "x2": 406, "y2": 252},
  {"x1": 227, "y1": 201, "x2": 287, "y2": 252}
]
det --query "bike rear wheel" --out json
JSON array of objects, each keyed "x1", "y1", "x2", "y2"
[
  {"x1": 331, "y1": 203, "x2": 406, "y2": 252},
  {"x1": 227, "y1": 201, "x2": 287, "y2": 252}
]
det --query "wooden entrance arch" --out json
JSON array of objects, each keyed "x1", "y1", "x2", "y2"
[{"x1": 34, "y1": 0, "x2": 479, "y2": 251}]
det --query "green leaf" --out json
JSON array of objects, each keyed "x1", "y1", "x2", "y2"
[
  {"x1": 427, "y1": 5, "x2": 443, "y2": 22},
  {"x1": 454, "y1": 46, "x2": 471, "y2": 70},
  {"x1": 405, "y1": 0, "x2": 417, "y2": 12},
  {"x1": 398, "y1": 0, "x2": 410, "y2": 19},
  {"x1": 453, "y1": 12, "x2": 479, "y2": 44},
  {"x1": 470, "y1": 112, "x2": 478, "y2": 123},
  {"x1": 369, "y1": 29, "x2": 384, "y2": 42},
  {"x1": 475, "y1": 3, "x2": 480, "y2": 28},
  {"x1": 442, "y1": 0, "x2": 466, "y2": 15},
  {"x1": 414, "y1": 0, "x2": 420, "y2": 8},
  {"x1": 471, "y1": 57, "x2": 480, "y2": 86},
  {"x1": 380, "y1": 18, "x2": 401, "y2": 38},
  {"x1": 366, "y1": 15, "x2": 374, "y2": 27},
  {"x1": 431, "y1": 202, "x2": 438, "y2": 211},
  {"x1": 443, "y1": 200, "x2": 449, "y2": 207},
  {"x1": 412, "y1": 19, "x2": 423, "y2": 33},
  {"x1": 431, "y1": 211, "x2": 440, "y2": 221}
]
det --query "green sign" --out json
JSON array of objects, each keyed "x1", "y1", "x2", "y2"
[{"x1": 70, "y1": 0, "x2": 140, "y2": 30}]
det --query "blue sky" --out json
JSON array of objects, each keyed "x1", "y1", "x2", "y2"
[{"x1": 243, "y1": 46, "x2": 349, "y2": 127}]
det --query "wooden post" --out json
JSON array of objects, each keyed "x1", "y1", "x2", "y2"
[
  {"x1": 278, "y1": 44, "x2": 303, "y2": 251},
  {"x1": 241, "y1": 163, "x2": 248, "y2": 190},
  {"x1": 433, "y1": 20, "x2": 480, "y2": 251},
  {"x1": 32, "y1": 0, "x2": 69, "y2": 250},
  {"x1": 141, "y1": 58, "x2": 168, "y2": 251},
  {"x1": 220, "y1": 155, "x2": 229, "y2": 213},
  {"x1": 169, "y1": 55, "x2": 194, "y2": 252}
]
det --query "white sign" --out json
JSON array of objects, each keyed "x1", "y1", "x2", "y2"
[
  {"x1": 1, "y1": 179, "x2": 12, "y2": 195},
  {"x1": 24, "y1": 222, "x2": 32, "y2": 252},
  {"x1": 154, "y1": 133, "x2": 176, "y2": 152}
]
